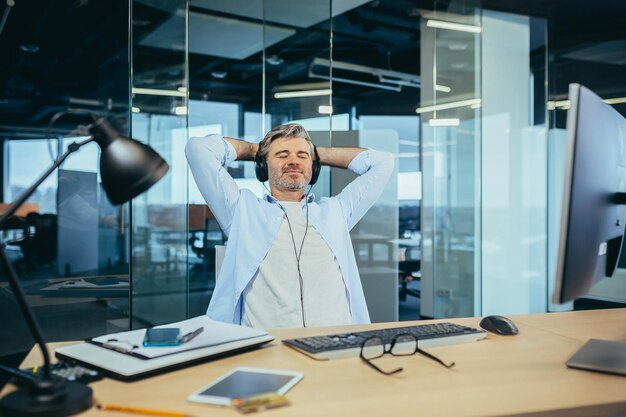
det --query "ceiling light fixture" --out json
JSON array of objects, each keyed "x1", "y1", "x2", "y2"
[
  {"x1": 274, "y1": 82, "x2": 330, "y2": 91},
  {"x1": 318, "y1": 105, "x2": 333, "y2": 114},
  {"x1": 448, "y1": 43, "x2": 469, "y2": 51},
  {"x1": 548, "y1": 96, "x2": 626, "y2": 111},
  {"x1": 604, "y1": 96, "x2": 626, "y2": 105},
  {"x1": 319, "y1": 75, "x2": 402, "y2": 92},
  {"x1": 429, "y1": 118, "x2": 460, "y2": 127},
  {"x1": 547, "y1": 100, "x2": 570, "y2": 110},
  {"x1": 416, "y1": 98, "x2": 481, "y2": 114},
  {"x1": 274, "y1": 89, "x2": 332, "y2": 99},
  {"x1": 426, "y1": 19, "x2": 482, "y2": 33},
  {"x1": 132, "y1": 87, "x2": 186, "y2": 97}
]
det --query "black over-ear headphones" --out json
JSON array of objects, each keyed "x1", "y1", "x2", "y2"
[{"x1": 255, "y1": 144, "x2": 321, "y2": 185}]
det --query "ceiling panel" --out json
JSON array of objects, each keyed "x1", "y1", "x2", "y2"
[
  {"x1": 562, "y1": 40, "x2": 626, "y2": 65},
  {"x1": 139, "y1": 12, "x2": 296, "y2": 60},
  {"x1": 190, "y1": 0, "x2": 370, "y2": 28}
]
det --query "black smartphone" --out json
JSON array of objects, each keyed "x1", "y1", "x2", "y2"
[{"x1": 142, "y1": 327, "x2": 181, "y2": 347}]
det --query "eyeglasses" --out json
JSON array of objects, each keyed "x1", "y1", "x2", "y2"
[{"x1": 359, "y1": 333, "x2": 455, "y2": 375}]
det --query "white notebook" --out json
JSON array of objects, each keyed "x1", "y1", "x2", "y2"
[
  {"x1": 90, "y1": 315, "x2": 266, "y2": 359},
  {"x1": 56, "y1": 316, "x2": 274, "y2": 380}
]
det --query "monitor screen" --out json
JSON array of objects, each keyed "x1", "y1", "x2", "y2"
[{"x1": 553, "y1": 84, "x2": 626, "y2": 304}]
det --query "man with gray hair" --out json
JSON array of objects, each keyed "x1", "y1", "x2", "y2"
[{"x1": 186, "y1": 123, "x2": 393, "y2": 328}]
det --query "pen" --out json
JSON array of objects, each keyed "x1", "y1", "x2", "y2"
[
  {"x1": 180, "y1": 326, "x2": 203, "y2": 344},
  {"x1": 102, "y1": 341, "x2": 133, "y2": 354},
  {"x1": 97, "y1": 403, "x2": 194, "y2": 417}
]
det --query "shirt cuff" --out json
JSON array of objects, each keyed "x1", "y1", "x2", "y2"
[
  {"x1": 222, "y1": 137, "x2": 237, "y2": 166},
  {"x1": 204, "y1": 134, "x2": 237, "y2": 166},
  {"x1": 347, "y1": 150, "x2": 370, "y2": 175}
]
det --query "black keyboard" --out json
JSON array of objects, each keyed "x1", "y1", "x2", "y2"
[{"x1": 283, "y1": 322, "x2": 487, "y2": 360}]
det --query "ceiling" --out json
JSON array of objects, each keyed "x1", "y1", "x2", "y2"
[{"x1": 0, "y1": 0, "x2": 625, "y2": 136}]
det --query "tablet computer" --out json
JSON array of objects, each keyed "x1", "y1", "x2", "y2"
[{"x1": 187, "y1": 367, "x2": 303, "y2": 406}]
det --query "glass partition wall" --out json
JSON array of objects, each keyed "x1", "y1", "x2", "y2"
[{"x1": 0, "y1": 2, "x2": 560, "y2": 365}]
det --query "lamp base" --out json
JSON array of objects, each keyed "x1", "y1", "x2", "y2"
[{"x1": 0, "y1": 381, "x2": 93, "y2": 417}]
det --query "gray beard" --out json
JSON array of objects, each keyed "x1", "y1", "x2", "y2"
[{"x1": 271, "y1": 176, "x2": 307, "y2": 190}]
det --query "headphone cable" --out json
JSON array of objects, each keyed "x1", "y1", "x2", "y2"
[
  {"x1": 263, "y1": 183, "x2": 313, "y2": 327},
  {"x1": 277, "y1": 186, "x2": 312, "y2": 328}
]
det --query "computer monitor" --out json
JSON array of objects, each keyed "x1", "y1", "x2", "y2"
[
  {"x1": 553, "y1": 83, "x2": 626, "y2": 303},
  {"x1": 552, "y1": 83, "x2": 626, "y2": 376}
]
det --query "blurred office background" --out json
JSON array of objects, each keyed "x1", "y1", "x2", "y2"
[{"x1": 1, "y1": 0, "x2": 625, "y2": 382}]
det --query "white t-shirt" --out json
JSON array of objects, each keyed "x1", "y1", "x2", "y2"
[{"x1": 241, "y1": 201, "x2": 352, "y2": 328}]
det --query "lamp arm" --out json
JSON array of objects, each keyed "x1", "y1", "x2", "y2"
[{"x1": 0, "y1": 135, "x2": 95, "y2": 379}]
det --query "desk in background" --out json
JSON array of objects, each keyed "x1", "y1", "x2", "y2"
[
  {"x1": 6, "y1": 309, "x2": 626, "y2": 417},
  {"x1": 352, "y1": 233, "x2": 395, "y2": 266}
]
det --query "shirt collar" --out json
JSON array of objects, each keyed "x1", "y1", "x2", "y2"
[{"x1": 264, "y1": 193, "x2": 315, "y2": 205}]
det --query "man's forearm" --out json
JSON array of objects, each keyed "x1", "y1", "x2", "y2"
[
  {"x1": 224, "y1": 137, "x2": 259, "y2": 161},
  {"x1": 316, "y1": 146, "x2": 366, "y2": 169}
]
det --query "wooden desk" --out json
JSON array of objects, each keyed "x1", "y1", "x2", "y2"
[{"x1": 6, "y1": 309, "x2": 626, "y2": 417}]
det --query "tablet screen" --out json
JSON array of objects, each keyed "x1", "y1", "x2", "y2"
[
  {"x1": 199, "y1": 371, "x2": 295, "y2": 398},
  {"x1": 188, "y1": 367, "x2": 303, "y2": 405}
]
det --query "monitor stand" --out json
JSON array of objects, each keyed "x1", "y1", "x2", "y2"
[{"x1": 566, "y1": 339, "x2": 626, "y2": 376}]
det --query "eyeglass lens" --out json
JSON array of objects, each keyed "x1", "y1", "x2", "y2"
[
  {"x1": 361, "y1": 336, "x2": 385, "y2": 360},
  {"x1": 361, "y1": 333, "x2": 454, "y2": 375},
  {"x1": 390, "y1": 334, "x2": 418, "y2": 356}
]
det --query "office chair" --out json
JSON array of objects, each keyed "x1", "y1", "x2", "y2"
[
  {"x1": 0, "y1": 216, "x2": 30, "y2": 274},
  {"x1": 0, "y1": 213, "x2": 57, "y2": 273},
  {"x1": 398, "y1": 259, "x2": 420, "y2": 302},
  {"x1": 26, "y1": 213, "x2": 57, "y2": 265}
]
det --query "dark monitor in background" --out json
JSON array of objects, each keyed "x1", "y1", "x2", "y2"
[{"x1": 552, "y1": 83, "x2": 626, "y2": 376}]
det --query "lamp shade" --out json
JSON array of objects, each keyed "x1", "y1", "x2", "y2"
[{"x1": 89, "y1": 118, "x2": 169, "y2": 205}]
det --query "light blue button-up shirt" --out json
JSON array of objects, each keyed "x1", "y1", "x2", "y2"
[{"x1": 185, "y1": 134, "x2": 394, "y2": 325}]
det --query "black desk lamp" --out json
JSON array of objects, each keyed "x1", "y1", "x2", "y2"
[{"x1": 0, "y1": 115, "x2": 169, "y2": 416}]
